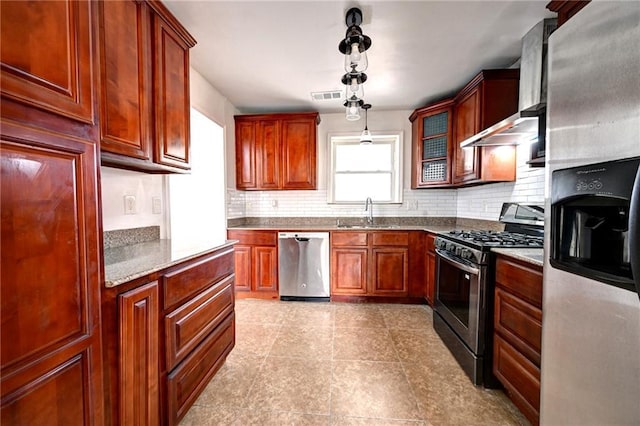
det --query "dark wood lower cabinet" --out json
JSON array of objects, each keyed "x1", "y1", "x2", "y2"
[
  {"x1": 330, "y1": 231, "x2": 424, "y2": 302},
  {"x1": 371, "y1": 248, "x2": 409, "y2": 296},
  {"x1": 425, "y1": 233, "x2": 437, "y2": 306},
  {"x1": 102, "y1": 245, "x2": 236, "y2": 426},
  {"x1": 331, "y1": 248, "x2": 368, "y2": 295},
  {"x1": 227, "y1": 230, "x2": 278, "y2": 299},
  {"x1": 493, "y1": 255, "x2": 543, "y2": 425},
  {"x1": 119, "y1": 282, "x2": 160, "y2": 426}
]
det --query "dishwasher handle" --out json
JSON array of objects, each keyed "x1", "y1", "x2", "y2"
[{"x1": 295, "y1": 237, "x2": 310, "y2": 242}]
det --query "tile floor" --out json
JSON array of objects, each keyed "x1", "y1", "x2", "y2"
[{"x1": 180, "y1": 300, "x2": 529, "y2": 426}]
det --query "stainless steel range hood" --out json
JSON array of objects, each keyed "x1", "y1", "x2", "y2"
[{"x1": 460, "y1": 19, "x2": 557, "y2": 147}]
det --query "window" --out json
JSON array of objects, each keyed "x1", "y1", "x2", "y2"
[{"x1": 328, "y1": 132, "x2": 402, "y2": 203}]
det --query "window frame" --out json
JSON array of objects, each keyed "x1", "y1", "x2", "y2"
[{"x1": 327, "y1": 131, "x2": 403, "y2": 204}]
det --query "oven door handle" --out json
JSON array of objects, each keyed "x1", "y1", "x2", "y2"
[{"x1": 435, "y1": 249, "x2": 480, "y2": 275}]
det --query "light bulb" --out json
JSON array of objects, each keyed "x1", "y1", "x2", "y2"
[
  {"x1": 346, "y1": 102, "x2": 360, "y2": 121},
  {"x1": 350, "y1": 77, "x2": 359, "y2": 93},
  {"x1": 349, "y1": 42, "x2": 361, "y2": 64}
]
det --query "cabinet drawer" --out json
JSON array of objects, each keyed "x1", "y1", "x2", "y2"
[
  {"x1": 165, "y1": 275, "x2": 234, "y2": 370},
  {"x1": 495, "y1": 287, "x2": 542, "y2": 365},
  {"x1": 495, "y1": 257, "x2": 543, "y2": 308},
  {"x1": 227, "y1": 230, "x2": 276, "y2": 246},
  {"x1": 426, "y1": 233, "x2": 436, "y2": 252},
  {"x1": 163, "y1": 248, "x2": 234, "y2": 310},
  {"x1": 493, "y1": 333, "x2": 540, "y2": 425},
  {"x1": 167, "y1": 313, "x2": 235, "y2": 425},
  {"x1": 332, "y1": 232, "x2": 368, "y2": 246},
  {"x1": 372, "y1": 232, "x2": 409, "y2": 246}
]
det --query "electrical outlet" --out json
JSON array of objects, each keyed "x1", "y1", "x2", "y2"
[
  {"x1": 152, "y1": 196, "x2": 162, "y2": 214},
  {"x1": 124, "y1": 195, "x2": 136, "y2": 215}
]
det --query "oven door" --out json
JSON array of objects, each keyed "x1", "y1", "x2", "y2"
[{"x1": 434, "y1": 248, "x2": 486, "y2": 354}]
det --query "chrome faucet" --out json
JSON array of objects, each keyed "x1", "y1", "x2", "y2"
[{"x1": 364, "y1": 197, "x2": 374, "y2": 225}]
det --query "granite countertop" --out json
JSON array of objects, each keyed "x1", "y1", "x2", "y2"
[
  {"x1": 227, "y1": 223, "x2": 461, "y2": 234},
  {"x1": 104, "y1": 239, "x2": 235, "y2": 287},
  {"x1": 491, "y1": 247, "x2": 544, "y2": 267},
  {"x1": 227, "y1": 217, "x2": 505, "y2": 235}
]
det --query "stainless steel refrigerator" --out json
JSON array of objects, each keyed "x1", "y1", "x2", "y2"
[{"x1": 541, "y1": 2, "x2": 640, "y2": 424}]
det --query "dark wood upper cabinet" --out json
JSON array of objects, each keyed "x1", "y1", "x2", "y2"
[
  {"x1": 410, "y1": 70, "x2": 518, "y2": 188},
  {"x1": 409, "y1": 99, "x2": 455, "y2": 188},
  {"x1": 257, "y1": 120, "x2": 281, "y2": 189},
  {"x1": 0, "y1": 0, "x2": 94, "y2": 124},
  {"x1": 152, "y1": 11, "x2": 193, "y2": 170},
  {"x1": 281, "y1": 118, "x2": 318, "y2": 189},
  {"x1": 453, "y1": 69, "x2": 519, "y2": 185},
  {"x1": 98, "y1": 0, "x2": 196, "y2": 173},
  {"x1": 453, "y1": 87, "x2": 482, "y2": 183},
  {"x1": 98, "y1": 0, "x2": 153, "y2": 160},
  {"x1": 234, "y1": 112, "x2": 319, "y2": 190},
  {"x1": 546, "y1": 1, "x2": 591, "y2": 27}
]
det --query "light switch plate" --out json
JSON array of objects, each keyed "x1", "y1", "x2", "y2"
[
  {"x1": 124, "y1": 195, "x2": 136, "y2": 215},
  {"x1": 152, "y1": 196, "x2": 162, "y2": 214}
]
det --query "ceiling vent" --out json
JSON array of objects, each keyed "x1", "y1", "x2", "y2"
[{"x1": 311, "y1": 90, "x2": 342, "y2": 101}]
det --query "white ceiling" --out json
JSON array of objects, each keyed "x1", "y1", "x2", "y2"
[{"x1": 165, "y1": 1, "x2": 554, "y2": 114}]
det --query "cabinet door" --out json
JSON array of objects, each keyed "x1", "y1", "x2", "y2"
[
  {"x1": 411, "y1": 101, "x2": 454, "y2": 188},
  {"x1": 1, "y1": 129, "x2": 103, "y2": 425},
  {"x1": 235, "y1": 121, "x2": 256, "y2": 189},
  {"x1": 331, "y1": 248, "x2": 368, "y2": 295},
  {"x1": 119, "y1": 282, "x2": 159, "y2": 426},
  {"x1": 493, "y1": 333, "x2": 540, "y2": 425},
  {"x1": 98, "y1": 0, "x2": 152, "y2": 160},
  {"x1": 426, "y1": 252, "x2": 436, "y2": 306},
  {"x1": 252, "y1": 246, "x2": 278, "y2": 292},
  {"x1": 257, "y1": 120, "x2": 281, "y2": 189},
  {"x1": 281, "y1": 118, "x2": 317, "y2": 189},
  {"x1": 153, "y1": 14, "x2": 191, "y2": 170},
  {"x1": 453, "y1": 87, "x2": 481, "y2": 183},
  {"x1": 0, "y1": 1, "x2": 94, "y2": 123},
  {"x1": 371, "y1": 248, "x2": 409, "y2": 296},
  {"x1": 233, "y1": 246, "x2": 252, "y2": 292}
]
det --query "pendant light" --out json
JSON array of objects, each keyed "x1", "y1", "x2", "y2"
[
  {"x1": 339, "y1": 7, "x2": 372, "y2": 122},
  {"x1": 344, "y1": 96, "x2": 363, "y2": 121},
  {"x1": 360, "y1": 104, "x2": 372, "y2": 144},
  {"x1": 341, "y1": 71, "x2": 367, "y2": 100},
  {"x1": 338, "y1": 8, "x2": 372, "y2": 73}
]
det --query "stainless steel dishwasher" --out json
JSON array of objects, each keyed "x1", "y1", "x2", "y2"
[{"x1": 278, "y1": 232, "x2": 330, "y2": 301}]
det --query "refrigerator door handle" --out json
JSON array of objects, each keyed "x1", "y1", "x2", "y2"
[{"x1": 629, "y1": 163, "x2": 640, "y2": 300}]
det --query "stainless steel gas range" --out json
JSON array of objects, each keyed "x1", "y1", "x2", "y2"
[{"x1": 433, "y1": 203, "x2": 544, "y2": 387}]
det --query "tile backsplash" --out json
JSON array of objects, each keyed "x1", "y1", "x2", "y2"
[{"x1": 227, "y1": 143, "x2": 545, "y2": 221}]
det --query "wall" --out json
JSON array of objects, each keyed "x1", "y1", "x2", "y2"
[
  {"x1": 100, "y1": 167, "x2": 167, "y2": 235},
  {"x1": 227, "y1": 110, "x2": 459, "y2": 218},
  {"x1": 456, "y1": 142, "x2": 545, "y2": 219}
]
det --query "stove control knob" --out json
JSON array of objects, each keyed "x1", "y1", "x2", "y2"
[{"x1": 461, "y1": 249, "x2": 474, "y2": 261}]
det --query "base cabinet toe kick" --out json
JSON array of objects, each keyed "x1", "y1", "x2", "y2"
[{"x1": 102, "y1": 245, "x2": 236, "y2": 426}]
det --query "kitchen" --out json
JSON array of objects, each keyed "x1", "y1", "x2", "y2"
[{"x1": 1, "y1": 1, "x2": 639, "y2": 426}]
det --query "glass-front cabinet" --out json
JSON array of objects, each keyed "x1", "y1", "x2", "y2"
[{"x1": 409, "y1": 99, "x2": 454, "y2": 188}]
